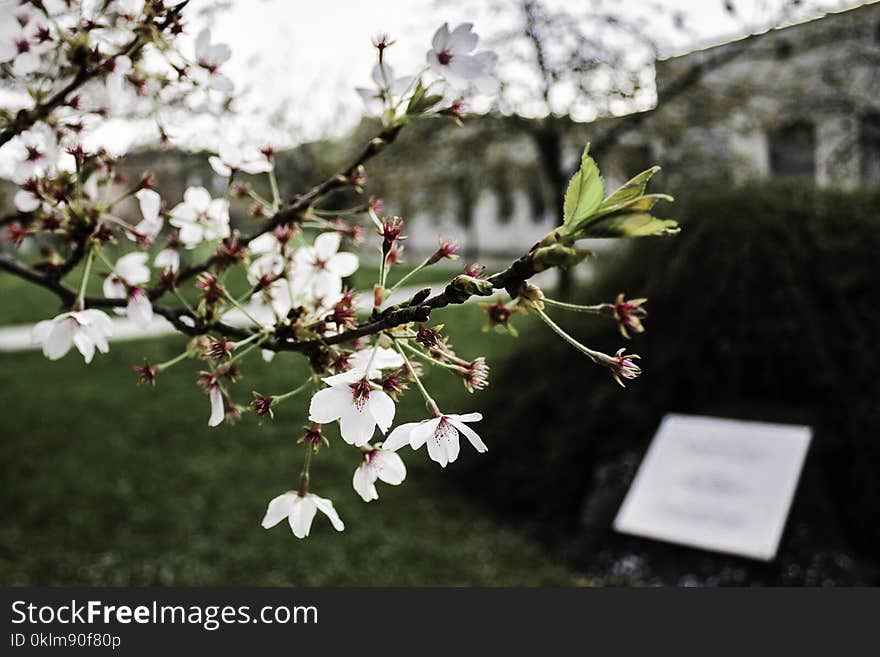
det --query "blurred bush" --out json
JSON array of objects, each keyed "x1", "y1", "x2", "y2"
[{"x1": 455, "y1": 181, "x2": 880, "y2": 560}]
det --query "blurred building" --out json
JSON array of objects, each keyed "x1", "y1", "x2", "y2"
[
  {"x1": 400, "y1": 2, "x2": 880, "y2": 257},
  {"x1": 645, "y1": 1, "x2": 880, "y2": 188}
]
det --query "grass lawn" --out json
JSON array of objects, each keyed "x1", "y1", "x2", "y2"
[{"x1": 0, "y1": 276, "x2": 573, "y2": 585}]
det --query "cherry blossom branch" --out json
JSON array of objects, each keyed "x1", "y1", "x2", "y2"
[
  {"x1": 0, "y1": 2, "x2": 188, "y2": 147},
  {"x1": 0, "y1": 229, "x2": 537, "y2": 354},
  {"x1": 0, "y1": 252, "x2": 251, "y2": 340},
  {"x1": 147, "y1": 124, "x2": 404, "y2": 301}
]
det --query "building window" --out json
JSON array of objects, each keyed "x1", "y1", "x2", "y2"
[
  {"x1": 860, "y1": 112, "x2": 880, "y2": 186},
  {"x1": 768, "y1": 120, "x2": 816, "y2": 179}
]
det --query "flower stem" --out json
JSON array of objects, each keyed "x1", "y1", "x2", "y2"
[
  {"x1": 157, "y1": 348, "x2": 194, "y2": 371},
  {"x1": 399, "y1": 339, "x2": 458, "y2": 371},
  {"x1": 533, "y1": 307, "x2": 600, "y2": 364},
  {"x1": 75, "y1": 248, "x2": 96, "y2": 310},
  {"x1": 172, "y1": 288, "x2": 197, "y2": 316},
  {"x1": 393, "y1": 338, "x2": 439, "y2": 416},
  {"x1": 268, "y1": 169, "x2": 281, "y2": 212},
  {"x1": 228, "y1": 332, "x2": 270, "y2": 364},
  {"x1": 298, "y1": 444, "x2": 313, "y2": 497},
  {"x1": 223, "y1": 290, "x2": 264, "y2": 328},
  {"x1": 388, "y1": 258, "x2": 429, "y2": 292},
  {"x1": 542, "y1": 297, "x2": 606, "y2": 314},
  {"x1": 275, "y1": 379, "x2": 313, "y2": 404}
]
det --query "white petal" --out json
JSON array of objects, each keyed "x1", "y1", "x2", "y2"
[
  {"x1": 307, "y1": 386, "x2": 350, "y2": 424},
  {"x1": 447, "y1": 412, "x2": 483, "y2": 423},
  {"x1": 382, "y1": 422, "x2": 418, "y2": 451},
  {"x1": 154, "y1": 248, "x2": 180, "y2": 272},
  {"x1": 312, "y1": 271, "x2": 343, "y2": 303},
  {"x1": 448, "y1": 417, "x2": 488, "y2": 453},
  {"x1": 368, "y1": 389, "x2": 396, "y2": 434},
  {"x1": 449, "y1": 53, "x2": 488, "y2": 82},
  {"x1": 313, "y1": 231, "x2": 341, "y2": 260},
  {"x1": 13, "y1": 189, "x2": 40, "y2": 212},
  {"x1": 409, "y1": 417, "x2": 440, "y2": 450},
  {"x1": 425, "y1": 419, "x2": 450, "y2": 468},
  {"x1": 327, "y1": 251, "x2": 359, "y2": 278},
  {"x1": 240, "y1": 159, "x2": 273, "y2": 174},
  {"x1": 374, "y1": 450, "x2": 406, "y2": 486},
  {"x1": 126, "y1": 291, "x2": 153, "y2": 328},
  {"x1": 103, "y1": 275, "x2": 126, "y2": 299},
  {"x1": 290, "y1": 495, "x2": 317, "y2": 538},
  {"x1": 135, "y1": 188, "x2": 161, "y2": 224},
  {"x1": 312, "y1": 495, "x2": 345, "y2": 532},
  {"x1": 177, "y1": 222, "x2": 204, "y2": 248},
  {"x1": 72, "y1": 329, "x2": 96, "y2": 364},
  {"x1": 183, "y1": 186, "x2": 212, "y2": 211},
  {"x1": 115, "y1": 252, "x2": 150, "y2": 284},
  {"x1": 353, "y1": 463, "x2": 379, "y2": 502},
  {"x1": 339, "y1": 402, "x2": 376, "y2": 446},
  {"x1": 208, "y1": 156, "x2": 232, "y2": 177},
  {"x1": 261, "y1": 492, "x2": 296, "y2": 529},
  {"x1": 42, "y1": 318, "x2": 74, "y2": 360},
  {"x1": 447, "y1": 23, "x2": 478, "y2": 54},
  {"x1": 208, "y1": 386, "x2": 224, "y2": 427},
  {"x1": 31, "y1": 319, "x2": 54, "y2": 344},
  {"x1": 248, "y1": 232, "x2": 280, "y2": 255},
  {"x1": 431, "y1": 23, "x2": 450, "y2": 51}
]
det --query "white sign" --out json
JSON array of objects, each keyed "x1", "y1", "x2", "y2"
[{"x1": 613, "y1": 414, "x2": 812, "y2": 561}]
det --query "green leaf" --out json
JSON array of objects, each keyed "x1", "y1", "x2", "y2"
[
  {"x1": 406, "y1": 81, "x2": 443, "y2": 115},
  {"x1": 599, "y1": 166, "x2": 661, "y2": 211},
  {"x1": 563, "y1": 144, "x2": 604, "y2": 228},
  {"x1": 590, "y1": 192, "x2": 675, "y2": 220},
  {"x1": 580, "y1": 211, "x2": 680, "y2": 238}
]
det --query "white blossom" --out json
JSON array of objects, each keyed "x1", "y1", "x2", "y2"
[
  {"x1": 426, "y1": 23, "x2": 497, "y2": 93},
  {"x1": 8, "y1": 124, "x2": 57, "y2": 183},
  {"x1": 261, "y1": 491, "x2": 345, "y2": 539},
  {"x1": 13, "y1": 188, "x2": 41, "y2": 212},
  {"x1": 31, "y1": 309, "x2": 113, "y2": 363},
  {"x1": 169, "y1": 186, "x2": 230, "y2": 248},
  {"x1": 384, "y1": 412, "x2": 486, "y2": 468},
  {"x1": 129, "y1": 188, "x2": 163, "y2": 243},
  {"x1": 355, "y1": 63, "x2": 414, "y2": 116},
  {"x1": 0, "y1": 11, "x2": 43, "y2": 76},
  {"x1": 208, "y1": 142, "x2": 272, "y2": 177},
  {"x1": 292, "y1": 232, "x2": 359, "y2": 304},
  {"x1": 322, "y1": 346, "x2": 404, "y2": 386},
  {"x1": 192, "y1": 29, "x2": 233, "y2": 93},
  {"x1": 308, "y1": 375, "x2": 396, "y2": 447},
  {"x1": 102, "y1": 252, "x2": 150, "y2": 297},
  {"x1": 103, "y1": 252, "x2": 153, "y2": 327},
  {"x1": 352, "y1": 443, "x2": 407, "y2": 502},
  {"x1": 154, "y1": 247, "x2": 180, "y2": 273}
]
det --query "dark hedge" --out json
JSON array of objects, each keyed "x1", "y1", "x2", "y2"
[{"x1": 454, "y1": 181, "x2": 880, "y2": 580}]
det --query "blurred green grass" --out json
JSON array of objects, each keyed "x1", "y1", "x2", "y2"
[{"x1": 0, "y1": 275, "x2": 571, "y2": 585}]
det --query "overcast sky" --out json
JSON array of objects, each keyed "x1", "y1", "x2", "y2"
[{"x1": 3, "y1": 0, "x2": 873, "y2": 161}]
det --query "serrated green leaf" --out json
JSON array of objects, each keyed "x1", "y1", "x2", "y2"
[
  {"x1": 580, "y1": 212, "x2": 680, "y2": 238},
  {"x1": 590, "y1": 193, "x2": 675, "y2": 220},
  {"x1": 599, "y1": 166, "x2": 661, "y2": 211},
  {"x1": 563, "y1": 144, "x2": 604, "y2": 228}
]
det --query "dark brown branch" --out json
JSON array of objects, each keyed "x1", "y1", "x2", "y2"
[
  {"x1": 263, "y1": 249, "x2": 538, "y2": 354},
  {"x1": 1, "y1": 230, "x2": 540, "y2": 356},
  {"x1": 0, "y1": 252, "x2": 248, "y2": 340}
]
